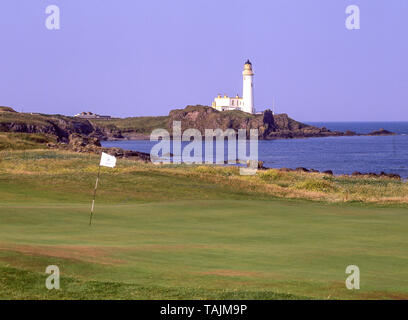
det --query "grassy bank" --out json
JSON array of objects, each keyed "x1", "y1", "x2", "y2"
[
  {"x1": 1, "y1": 149, "x2": 407, "y2": 204},
  {"x1": 0, "y1": 133, "x2": 55, "y2": 151},
  {"x1": 90, "y1": 116, "x2": 169, "y2": 135},
  {"x1": 0, "y1": 150, "x2": 407, "y2": 299}
]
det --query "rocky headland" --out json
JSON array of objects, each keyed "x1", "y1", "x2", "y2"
[
  {"x1": 0, "y1": 105, "x2": 399, "y2": 174},
  {"x1": 0, "y1": 105, "x2": 396, "y2": 142}
]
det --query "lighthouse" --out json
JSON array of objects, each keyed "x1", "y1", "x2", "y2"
[
  {"x1": 212, "y1": 59, "x2": 255, "y2": 114},
  {"x1": 242, "y1": 59, "x2": 254, "y2": 114}
]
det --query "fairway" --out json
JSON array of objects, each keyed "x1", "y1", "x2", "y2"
[
  {"x1": 0, "y1": 200, "x2": 407, "y2": 299},
  {"x1": 0, "y1": 151, "x2": 407, "y2": 299}
]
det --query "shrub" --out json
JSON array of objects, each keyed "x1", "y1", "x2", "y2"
[{"x1": 294, "y1": 179, "x2": 337, "y2": 193}]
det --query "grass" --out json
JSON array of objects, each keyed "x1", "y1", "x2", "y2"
[
  {"x1": 0, "y1": 110, "x2": 51, "y2": 126},
  {"x1": 0, "y1": 133, "x2": 56, "y2": 150},
  {"x1": 90, "y1": 116, "x2": 169, "y2": 135},
  {"x1": 0, "y1": 150, "x2": 407, "y2": 300}
]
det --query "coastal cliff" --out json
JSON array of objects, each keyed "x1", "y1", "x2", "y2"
[
  {"x1": 167, "y1": 105, "x2": 342, "y2": 139},
  {"x1": 0, "y1": 105, "x2": 396, "y2": 143}
]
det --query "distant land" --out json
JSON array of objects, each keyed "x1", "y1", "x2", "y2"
[{"x1": 0, "y1": 105, "x2": 395, "y2": 144}]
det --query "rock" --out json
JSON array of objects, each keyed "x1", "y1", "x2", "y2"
[
  {"x1": 257, "y1": 161, "x2": 266, "y2": 169},
  {"x1": 0, "y1": 112, "x2": 96, "y2": 142},
  {"x1": 379, "y1": 172, "x2": 401, "y2": 180},
  {"x1": 296, "y1": 167, "x2": 309, "y2": 172},
  {"x1": 47, "y1": 133, "x2": 151, "y2": 162},
  {"x1": 350, "y1": 171, "x2": 401, "y2": 180},
  {"x1": 367, "y1": 172, "x2": 379, "y2": 177},
  {"x1": 68, "y1": 133, "x2": 101, "y2": 153},
  {"x1": 366, "y1": 128, "x2": 396, "y2": 136},
  {"x1": 0, "y1": 106, "x2": 17, "y2": 113},
  {"x1": 245, "y1": 160, "x2": 266, "y2": 169},
  {"x1": 323, "y1": 170, "x2": 333, "y2": 175},
  {"x1": 0, "y1": 105, "x2": 398, "y2": 143},
  {"x1": 167, "y1": 105, "x2": 344, "y2": 140}
]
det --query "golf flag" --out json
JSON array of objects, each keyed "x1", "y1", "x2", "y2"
[
  {"x1": 89, "y1": 152, "x2": 117, "y2": 226},
  {"x1": 100, "y1": 152, "x2": 116, "y2": 168}
]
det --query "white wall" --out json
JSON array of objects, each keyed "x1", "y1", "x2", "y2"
[{"x1": 214, "y1": 97, "x2": 243, "y2": 110}]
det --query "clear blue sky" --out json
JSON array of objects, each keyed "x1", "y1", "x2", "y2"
[{"x1": 0, "y1": 0, "x2": 407, "y2": 121}]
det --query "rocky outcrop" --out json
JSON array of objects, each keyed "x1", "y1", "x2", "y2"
[
  {"x1": 67, "y1": 133, "x2": 102, "y2": 153},
  {"x1": 276, "y1": 167, "x2": 400, "y2": 179},
  {"x1": 366, "y1": 128, "x2": 396, "y2": 136},
  {"x1": 0, "y1": 105, "x2": 397, "y2": 142},
  {"x1": 0, "y1": 106, "x2": 17, "y2": 113},
  {"x1": 0, "y1": 108, "x2": 96, "y2": 142},
  {"x1": 167, "y1": 105, "x2": 340, "y2": 139},
  {"x1": 47, "y1": 133, "x2": 150, "y2": 162},
  {"x1": 352, "y1": 171, "x2": 401, "y2": 179},
  {"x1": 167, "y1": 105, "x2": 264, "y2": 137}
]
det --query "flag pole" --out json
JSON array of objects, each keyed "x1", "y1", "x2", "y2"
[{"x1": 89, "y1": 164, "x2": 101, "y2": 226}]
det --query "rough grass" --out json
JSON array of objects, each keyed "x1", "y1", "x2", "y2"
[
  {"x1": 0, "y1": 133, "x2": 56, "y2": 151},
  {"x1": 90, "y1": 116, "x2": 169, "y2": 134},
  {"x1": 0, "y1": 110, "x2": 52, "y2": 126},
  {"x1": 188, "y1": 163, "x2": 408, "y2": 205},
  {"x1": 1, "y1": 150, "x2": 408, "y2": 204}
]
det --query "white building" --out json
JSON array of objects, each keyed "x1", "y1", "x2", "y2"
[
  {"x1": 74, "y1": 111, "x2": 111, "y2": 119},
  {"x1": 212, "y1": 59, "x2": 255, "y2": 114}
]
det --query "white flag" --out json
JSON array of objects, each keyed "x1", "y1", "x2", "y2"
[{"x1": 100, "y1": 152, "x2": 116, "y2": 168}]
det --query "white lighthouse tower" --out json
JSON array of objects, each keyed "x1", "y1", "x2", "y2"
[
  {"x1": 211, "y1": 59, "x2": 255, "y2": 114},
  {"x1": 242, "y1": 59, "x2": 254, "y2": 114}
]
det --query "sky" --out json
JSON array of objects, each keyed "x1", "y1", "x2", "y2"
[{"x1": 0, "y1": 0, "x2": 407, "y2": 121}]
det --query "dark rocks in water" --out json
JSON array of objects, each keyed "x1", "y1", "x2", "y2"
[
  {"x1": 257, "y1": 161, "x2": 266, "y2": 169},
  {"x1": 375, "y1": 171, "x2": 401, "y2": 179},
  {"x1": 322, "y1": 170, "x2": 333, "y2": 175},
  {"x1": 351, "y1": 170, "x2": 401, "y2": 179},
  {"x1": 281, "y1": 167, "x2": 318, "y2": 173},
  {"x1": 366, "y1": 128, "x2": 396, "y2": 136},
  {"x1": 380, "y1": 172, "x2": 401, "y2": 179},
  {"x1": 345, "y1": 130, "x2": 357, "y2": 136},
  {"x1": 367, "y1": 172, "x2": 379, "y2": 177}
]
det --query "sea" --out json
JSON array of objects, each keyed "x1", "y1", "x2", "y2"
[{"x1": 101, "y1": 122, "x2": 408, "y2": 178}]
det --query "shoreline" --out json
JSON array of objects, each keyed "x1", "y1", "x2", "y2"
[
  {"x1": 99, "y1": 143, "x2": 404, "y2": 180},
  {"x1": 101, "y1": 131, "x2": 399, "y2": 142}
]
